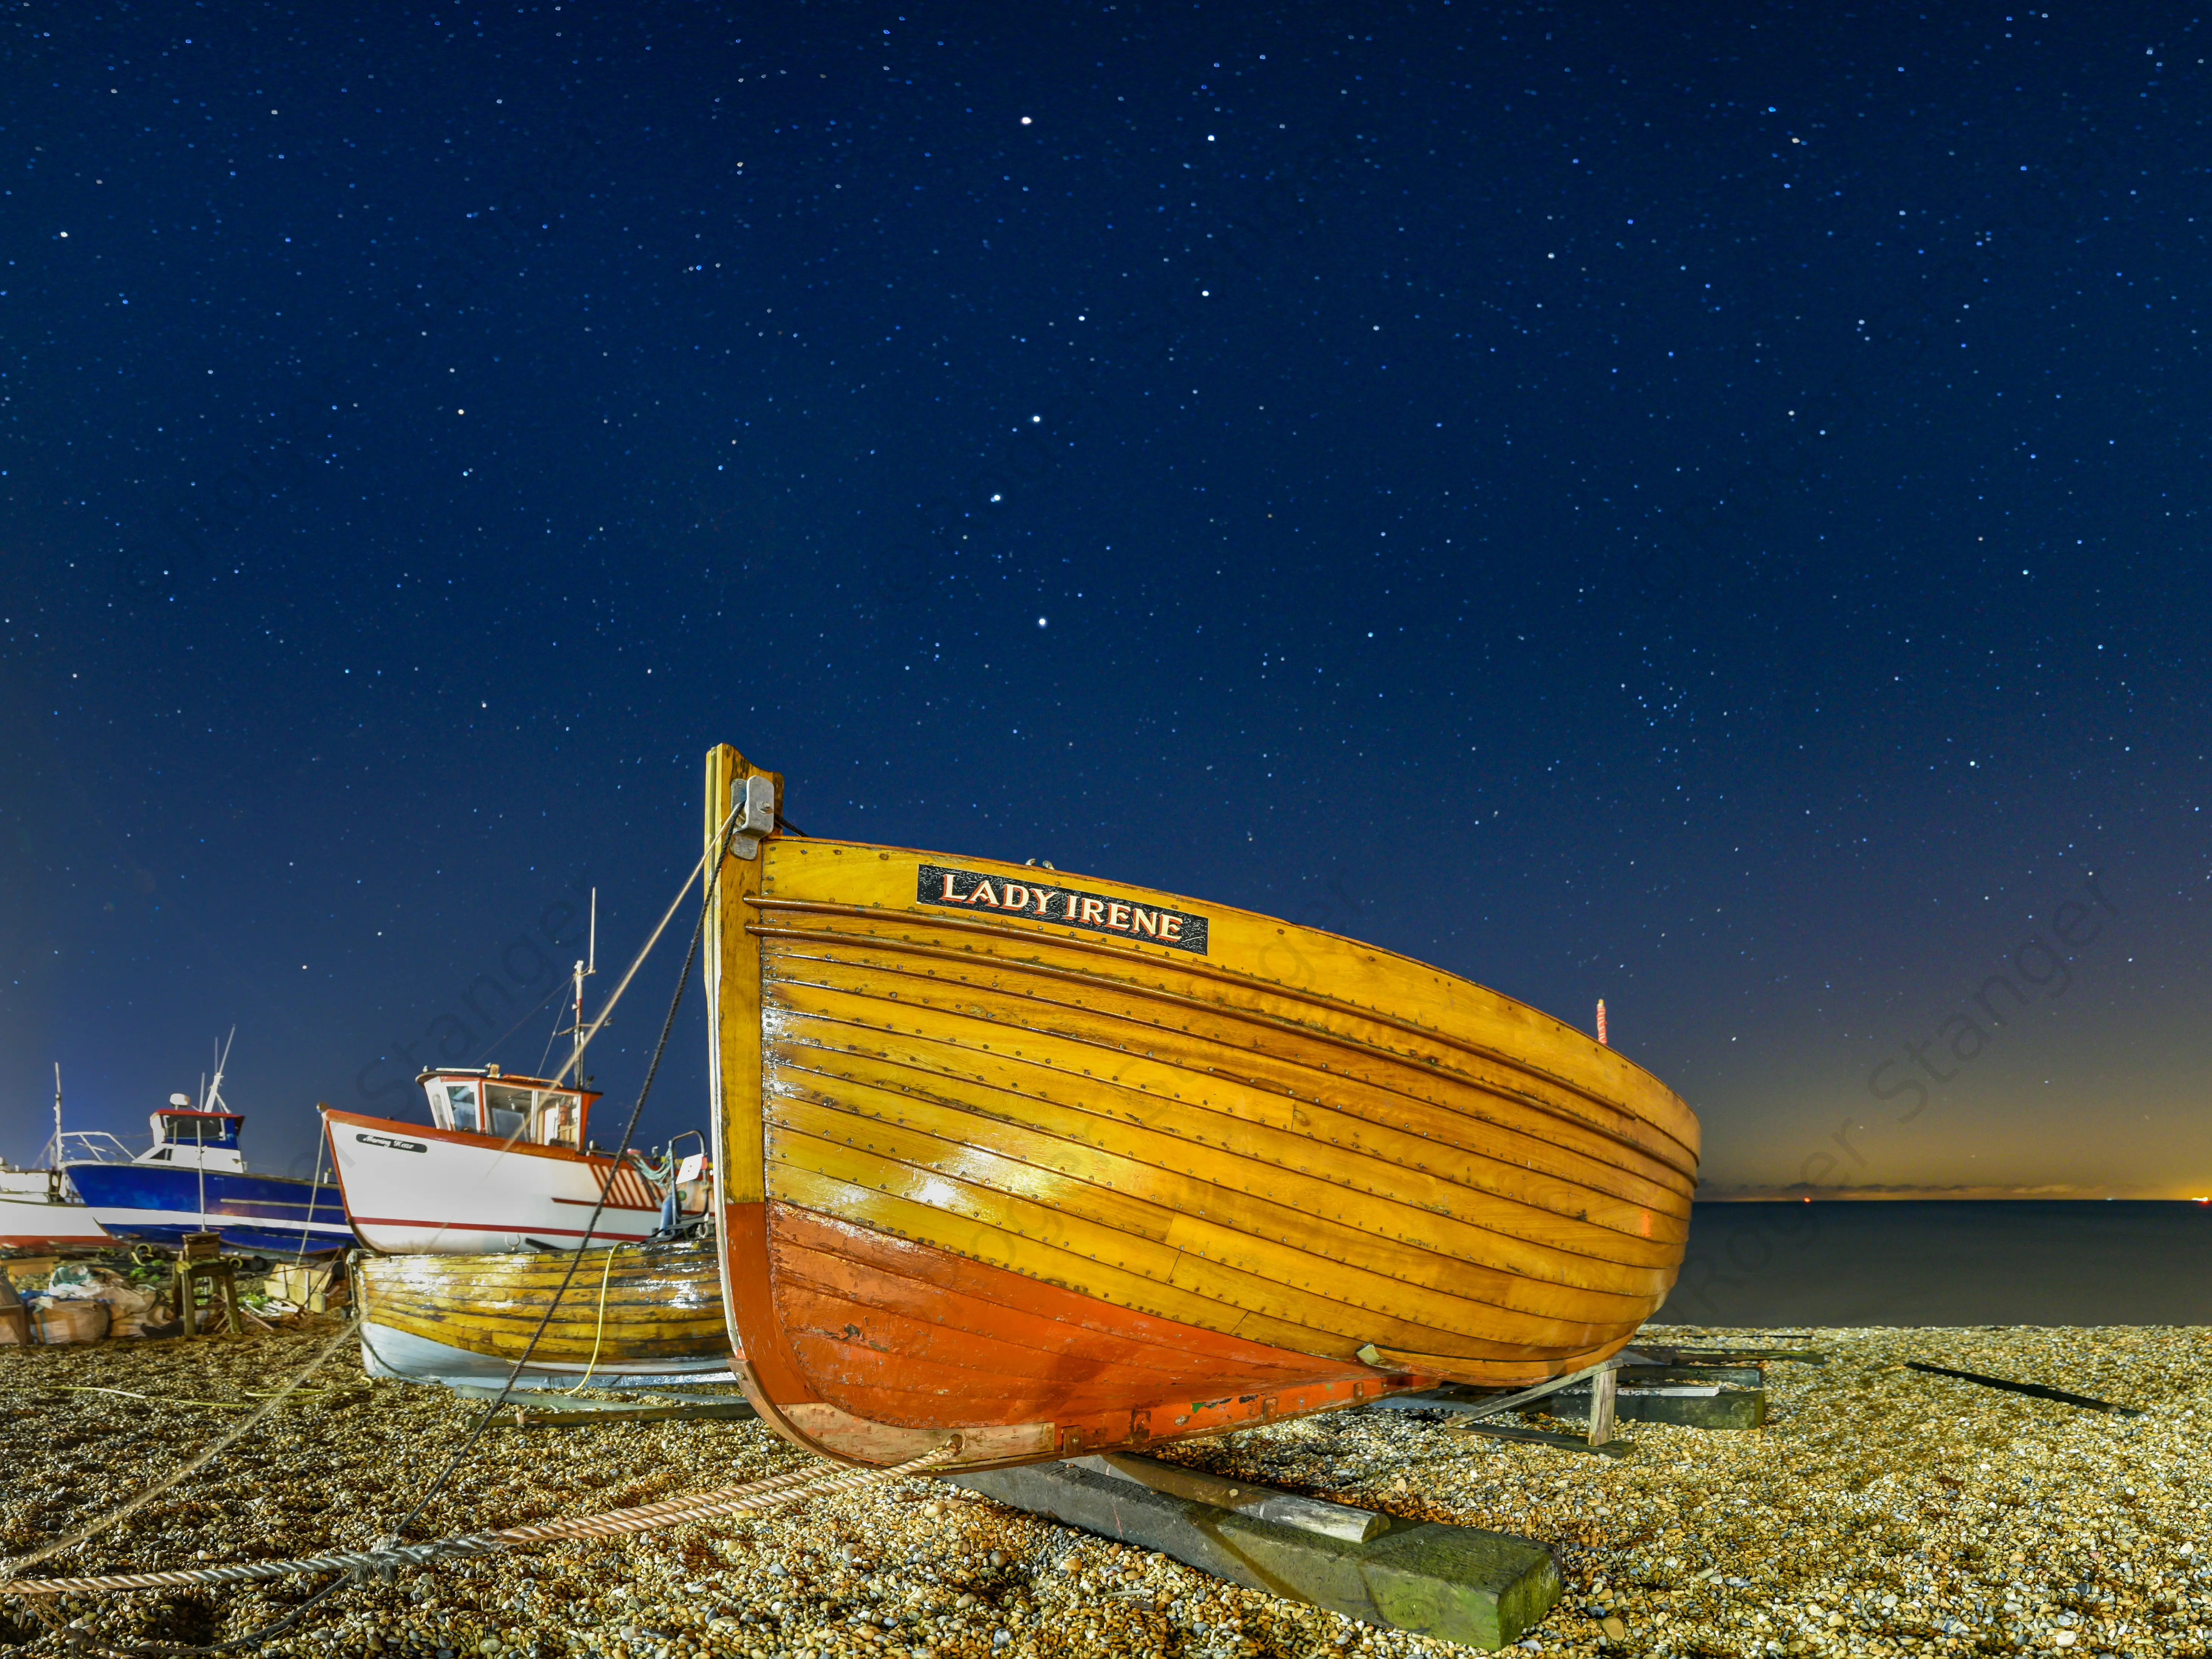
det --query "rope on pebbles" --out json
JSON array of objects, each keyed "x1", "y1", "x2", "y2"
[{"x1": 1, "y1": 1444, "x2": 955, "y2": 1599}]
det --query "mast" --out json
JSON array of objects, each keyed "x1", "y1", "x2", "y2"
[
  {"x1": 50, "y1": 1063, "x2": 62, "y2": 1169},
  {"x1": 568, "y1": 888, "x2": 599, "y2": 1087},
  {"x1": 196, "y1": 1028, "x2": 234, "y2": 1235},
  {"x1": 203, "y1": 1028, "x2": 236, "y2": 1113}
]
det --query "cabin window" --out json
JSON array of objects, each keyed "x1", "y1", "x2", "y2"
[
  {"x1": 442, "y1": 1082, "x2": 481, "y2": 1134},
  {"x1": 533, "y1": 1091, "x2": 581, "y2": 1148},
  {"x1": 485, "y1": 1084, "x2": 532, "y2": 1141}
]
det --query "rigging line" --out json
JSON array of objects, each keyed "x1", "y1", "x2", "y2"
[
  {"x1": 8, "y1": 1448, "x2": 960, "y2": 1616},
  {"x1": 550, "y1": 826, "x2": 729, "y2": 1089},
  {"x1": 475, "y1": 969, "x2": 575, "y2": 1067},
  {"x1": 532, "y1": 985, "x2": 567, "y2": 1079},
  {"x1": 291, "y1": 1129, "x2": 330, "y2": 1268},
  {"x1": 390, "y1": 805, "x2": 739, "y2": 1543}
]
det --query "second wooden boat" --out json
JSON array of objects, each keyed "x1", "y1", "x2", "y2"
[
  {"x1": 353, "y1": 1236, "x2": 733, "y2": 1387},
  {"x1": 700, "y1": 743, "x2": 1700, "y2": 1471}
]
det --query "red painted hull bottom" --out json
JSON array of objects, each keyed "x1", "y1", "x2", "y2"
[
  {"x1": 1, "y1": 1234, "x2": 110, "y2": 1250},
  {"x1": 722, "y1": 1201, "x2": 1436, "y2": 1468}
]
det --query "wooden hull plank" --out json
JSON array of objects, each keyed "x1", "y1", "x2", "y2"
[
  {"x1": 770, "y1": 1124, "x2": 1640, "y2": 1350},
  {"x1": 751, "y1": 896, "x2": 1697, "y2": 1172},
  {"x1": 764, "y1": 972, "x2": 1693, "y2": 1236},
  {"x1": 766, "y1": 1048, "x2": 1682, "y2": 1292}
]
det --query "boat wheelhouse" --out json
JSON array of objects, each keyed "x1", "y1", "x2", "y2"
[
  {"x1": 422, "y1": 1070, "x2": 589, "y2": 1149},
  {"x1": 136, "y1": 1106, "x2": 245, "y2": 1170}
]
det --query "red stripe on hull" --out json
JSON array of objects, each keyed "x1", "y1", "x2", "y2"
[
  {"x1": 767, "y1": 1202, "x2": 1376, "y2": 1428},
  {"x1": 718, "y1": 1200, "x2": 1432, "y2": 1470}
]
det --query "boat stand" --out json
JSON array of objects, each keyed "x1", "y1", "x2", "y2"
[
  {"x1": 947, "y1": 1450, "x2": 1561, "y2": 1653},
  {"x1": 1367, "y1": 1347, "x2": 1777, "y2": 1441},
  {"x1": 171, "y1": 1232, "x2": 242, "y2": 1338},
  {"x1": 451, "y1": 1385, "x2": 760, "y2": 1430}
]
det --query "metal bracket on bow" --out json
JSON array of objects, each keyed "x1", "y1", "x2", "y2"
[{"x1": 729, "y1": 775, "x2": 777, "y2": 860}]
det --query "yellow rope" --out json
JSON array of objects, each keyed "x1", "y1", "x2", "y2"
[
  {"x1": 23, "y1": 1385, "x2": 360, "y2": 1409},
  {"x1": 33, "y1": 1387, "x2": 254, "y2": 1409},
  {"x1": 558, "y1": 1245, "x2": 622, "y2": 1396}
]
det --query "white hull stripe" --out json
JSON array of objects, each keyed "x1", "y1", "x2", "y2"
[
  {"x1": 353, "y1": 1216, "x2": 652, "y2": 1240},
  {"x1": 88, "y1": 1205, "x2": 353, "y2": 1236}
]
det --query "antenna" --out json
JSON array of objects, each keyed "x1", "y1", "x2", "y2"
[
  {"x1": 569, "y1": 893, "x2": 600, "y2": 1087},
  {"x1": 205, "y1": 1027, "x2": 236, "y2": 1113},
  {"x1": 553, "y1": 895, "x2": 604, "y2": 1087}
]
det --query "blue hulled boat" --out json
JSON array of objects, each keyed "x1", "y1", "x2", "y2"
[{"x1": 63, "y1": 1045, "x2": 350, "y2": 1256}]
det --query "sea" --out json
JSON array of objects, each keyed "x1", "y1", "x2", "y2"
[{"x1": 1655, "y1": 1200, "x2": 2212, "y2": 1327}]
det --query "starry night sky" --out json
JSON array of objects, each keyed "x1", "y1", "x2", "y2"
[{"x1": 3, "y1": 3, "x2": 2206, "y2": 1197}]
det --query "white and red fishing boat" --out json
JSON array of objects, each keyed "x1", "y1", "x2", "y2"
[
  {"x1": 0, "y1": 1068, "x2": 119, "y2": 1251},
  {"x1": 324, "y1": 1067, "x2": 666, "y2": 1253},
  {"x1": 0, "y1": 1159, "x2": 113, "y2": 1251}
]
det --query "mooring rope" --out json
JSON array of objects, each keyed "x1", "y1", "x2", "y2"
[
  {"x1": 0, "y1": 1314, "x2": 363, "y2": 1581},
  {"x1": 2, "y1": 804, "x2": 754, "y2": 1659},
  {"x1": 0, "y1": 1444, "x2": 954, "y2": 1598}
]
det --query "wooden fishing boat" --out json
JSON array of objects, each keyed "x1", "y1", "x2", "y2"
[
  {"x1": 700, "y1": 744, "x2": 1700, "y2": 1471},
  {"x1": 353, "y1": 1235, "x2": 732, "y2": 1387}
]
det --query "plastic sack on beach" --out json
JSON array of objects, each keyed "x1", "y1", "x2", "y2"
[
  {"x1": 44, "y1": 1262, "x2": 112, "y2": 1299},
  {"x1": 104, "y1": 1282, "x2": 167, "y2": 1337},
  {"x1": 44, "y1": 1264, "x2": 166, "y2": 1335},
  {"x1": 29, "y1": 1298, "x2": 109, "y2": 1344}
]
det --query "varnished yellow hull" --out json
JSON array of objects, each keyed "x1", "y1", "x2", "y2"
[
  {"x1": 354, "y1": 1237, "x2": 730, "y2": 1381},
  {"x1": 704, "y1": 745, "x2": 1699, "y2": 1466}
]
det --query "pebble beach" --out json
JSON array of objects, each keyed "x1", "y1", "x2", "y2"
[{"x1": 1, "y1": 1323, "x2": 2205, "y2": 1659}]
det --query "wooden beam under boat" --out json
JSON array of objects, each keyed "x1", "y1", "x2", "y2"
[{"x1": 702, "y1": 743, "x2": 1700, "y2": 1471}]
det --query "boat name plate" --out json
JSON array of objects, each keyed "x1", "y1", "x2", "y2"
[
  {"x1": 916, "y1": 864, "x2": 1210, "y2": 955},
  {"x1": 354, "y1": 1133, "x2": 428, "y2": 1154}
]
